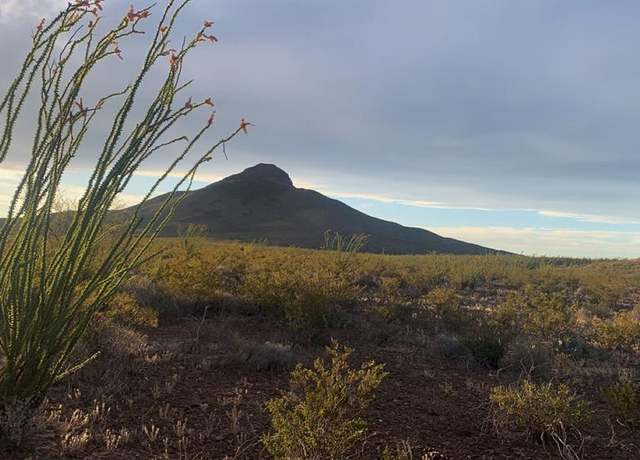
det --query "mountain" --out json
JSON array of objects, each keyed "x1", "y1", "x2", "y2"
[{"x1": 125, "y1": 163, "x2": 499, "y2": 255}]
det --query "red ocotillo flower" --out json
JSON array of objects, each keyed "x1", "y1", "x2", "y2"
[
  {"x1": 170, "y1": 53, "x2": 180, "y2": 69},
  {"x1": 127, "y1": 5, "x2": 136, "y2": 21},
  {"x1": 240, "y1": 118, "x2": 252, "y2": 134},
  {"x1": 113, "y1": 44, "x2": 123, "y2": 60},
  {"x1": 127, "y1": 4, "x2": 150, "y2": 22},
  {"x1": 36, "y1": 18, "x2": 45, "y2": 33},
  {"x1": 204, "y1": 98, "x2": 214, "y2": 107}
]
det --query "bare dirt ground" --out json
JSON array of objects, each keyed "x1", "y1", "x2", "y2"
[{"x1": 8, "y1": 312, "x2": 637, "y2": 460}]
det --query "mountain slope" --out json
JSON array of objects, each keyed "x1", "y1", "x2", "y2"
[{"x1": 125, "y1": 163, "x2": 500, "y2": 255}]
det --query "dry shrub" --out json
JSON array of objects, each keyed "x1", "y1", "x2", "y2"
[
  {"x1": 71, "y1": 319, "x2": 151, "y2": 396},
  {"x1": 499, "y1": 339, "x2": 554, "y2": 381},
  {"x1": 225, "y1": 339, "x2": 298, "y2": 372},
  {"x1": 490, "y1": 380, "x2": 591, "y2": 457},
  {"x1": 381, "y1": 440, "x2": 448, "y2": 460},
  {"x1": 0, "y1": 400, "x2": 47, "y2": 448},
  {"x1": 430, "y1": 334, "x2": 472, "y2": 361}
]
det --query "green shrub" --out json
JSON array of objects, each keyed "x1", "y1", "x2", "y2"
[
  {"x1": 242, "y1": 266, "x2": 356, "y2": 332},
  {"x1": 494, "y1": 289, "x2": 576, "y2": 345},
  {"x1": 262, "y1": 341, "x2": 387, "y2": 459},
  {"x1": 459, "y1": 319, "x2": 508, "y2": 369},
  {"x1": 153, "y1": 238, "x2": 217, "y2": 307},
  {"x1": 603, "y1": 381, "x2": 640, "y2": 425},
  {"x1": 462, "y1": 333, "x2": 506, "y2": 369},
  {"x1": 374, "y1": 302, "x2": 413, "y2": 323},
  {"x1": 490, "y1": 380, "x2": 591, "y2": 444},
  {"x1": 592, "y1": 311, "x2": 640, "y2": 353},
  {"x1": 101, "y1": 292, "x2": 159, "y2": 328},
  {"x1": 422, "y1": 287, "x2": 464, "y2": 330}
]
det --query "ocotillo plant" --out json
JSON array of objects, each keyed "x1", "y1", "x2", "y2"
[{"x1": 0, "y1": 0, "x2": 249, "y2": 408}]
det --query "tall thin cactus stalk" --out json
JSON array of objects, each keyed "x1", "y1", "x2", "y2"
[{"x1": 0, "y1": 0, "x2": 248, "y2": 407}]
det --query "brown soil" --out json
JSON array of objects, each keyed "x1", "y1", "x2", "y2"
[{"x1": 5, "y1": 315, "x2": 640, "y2": 460}]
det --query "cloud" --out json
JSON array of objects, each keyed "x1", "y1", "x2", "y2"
[
  {"x1": 537, "y1": 210, "x2": 640, "y2": 226},
  {"x1": 2, "y1": 1, "x2": 640, "y2": 258},
  {"x1": 0, "y1": 168, "x2": 144, "y2": 215},
  {"x1": 133, "y1": 169, "x2": 224, "y2": 185},
  {"x1": 433, "y1": 226, "x2": 640, "y2": 259},
  {"x1": 0, "y1": 0, "x2": 65, "y2": 21},
  {"x1": 0, "y1": 168, "x2": 22, "y2": 214},
  {"x1": 57, "y1": 184, "x2": 144, "y2": 209},
  {"x1": 304, "y1": 184, "x2": 638, "y2": 224}
]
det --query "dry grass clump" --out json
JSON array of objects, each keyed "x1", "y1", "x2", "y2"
[
  {"x1": 429, "y1": 334, "x2": 472, "y2": 362},
  {"x1": 70, "y1": 318, "x2": 152, "y2": 397},
  {"x1": 0, "y1": 400, "x2": 47, "y2": 449},
  {"x1": 262, "y1": 341, "x2": 387, "y2": 459},
  {"x1": 499, "y1": 339, "x2": 554, "y2": 380},
  {"x1": 225, "y1": 339, "x2": 298, "y2": 372},
  {"x1": 381, "y1": 440, "x2": 448, "y2": 460}
]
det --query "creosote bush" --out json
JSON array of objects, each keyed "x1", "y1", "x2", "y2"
[
  {"x1": 603, "y1": 380, "x2": 640, "y2": 426},
  {"x1": 262, "y1": 340, "x2": 387, "y2": 460},
  {"x1": 101, "y1": 291, "x2": 159, "y2": 328},
  {"x1": 490, "y1": 380, "x2": 591, "y2": 448},
  {"x1": 0, "y1": 0, "x2": 248, "y2": 410},
  {"x1": 592, "y1": 310, "x2": 640, "y2": 353}
]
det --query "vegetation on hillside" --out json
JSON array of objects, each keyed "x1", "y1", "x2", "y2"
[{"x1": 11, "y1": 237, "x2": 630, "y2": 459}]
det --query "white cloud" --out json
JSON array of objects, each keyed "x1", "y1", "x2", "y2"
[
  {"x1": 57, "y1": 184, "x2": 144, "y2": 209},
  {"x1": 133, "y1": 169, "x2": 224, "y2": 184},
  {"x1": 0, "y1": 168, "x2": 23, "y2": 214},
  {"x1": 314, "y1": 186, "x2": 638, "y2": 223},
  {"x1": 0, "y1": 168, "x2": 144, "y2": 215},
  {"x1": 0, "y1": 0, "x2": 66, "y2": 21},
  {"x1": 313, "y1": 188, "x2": 493, "y2": 211},
  {"x1": 537, "y1": 210, "x2": 640, "y2": 225},
  {"x1": 432, "y1": 226, "x2": 640, "y2": 259}
]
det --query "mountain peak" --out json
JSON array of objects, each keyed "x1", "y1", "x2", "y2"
[
  {"x1": 132, "y1": 164, "x2": 499, "y2": 255},
  {"x1": 227, "y1": 163, "x2": 294, "y2": 187}
]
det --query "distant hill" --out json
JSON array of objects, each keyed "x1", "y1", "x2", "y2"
[{"x1": 123, "y1": 163, "x2": 500, "y2": 255}]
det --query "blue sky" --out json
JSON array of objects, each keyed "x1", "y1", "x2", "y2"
[{"x1": 1, "y1": 0, "x2": 640, "y2": 258}]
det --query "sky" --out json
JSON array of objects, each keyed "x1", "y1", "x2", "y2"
[{"x1": 1, "y1": 0, "x2": 640, "y2": 258}]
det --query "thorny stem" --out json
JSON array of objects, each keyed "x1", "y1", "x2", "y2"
[{"x1": 0, "y1": 0, "x2": 249, "y2": 405}]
